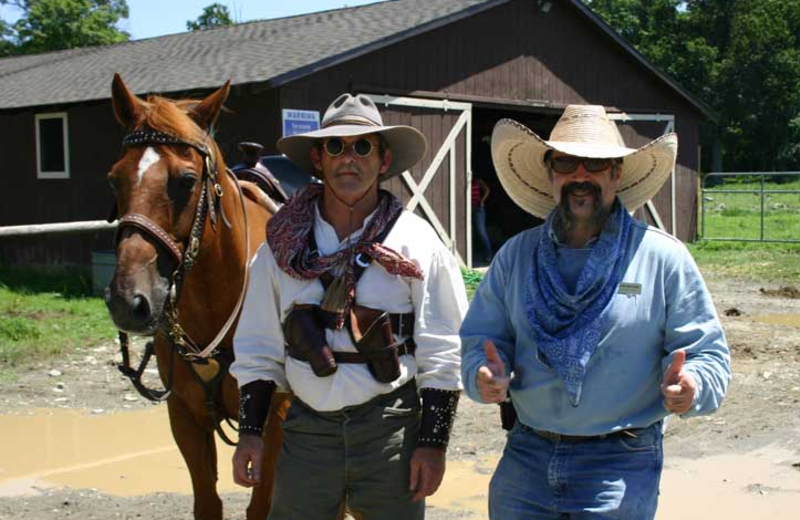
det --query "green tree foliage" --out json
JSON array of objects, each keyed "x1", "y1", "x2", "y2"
[
  {"x1": 186, "y1": 2, "x2": 233, "y2": 31},
  {"x1": 584, "y1": 0, "x2": 800, "y2": 172},
  {"x1": 0, "y1": 0, "x2": 129, "y2": 55}
]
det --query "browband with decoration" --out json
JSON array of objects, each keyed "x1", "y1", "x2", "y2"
[{"x1": 123, "y1": 129, "x2": 211, "y2": 158}]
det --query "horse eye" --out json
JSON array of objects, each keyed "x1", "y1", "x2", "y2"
[{"x1": 178, "y1": 173, "x2": 197, "y2": 190}]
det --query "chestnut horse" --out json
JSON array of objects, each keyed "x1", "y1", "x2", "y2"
[{"x1": 104, "y1": 74, "x2": 290, "y2": 520}]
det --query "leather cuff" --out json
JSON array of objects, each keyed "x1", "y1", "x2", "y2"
[
  {"x1": 418, "y1": 388, "x2": 459, "y2": 450},
  {"x1": 238, "y1": 380, "x2": 276, "y2": 437}
]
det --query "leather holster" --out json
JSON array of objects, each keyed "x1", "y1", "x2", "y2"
[
  {"x1": 350, "y1": 305, "x2": 401, "y2": 383},
  {"x1": 283, "y1": 304, "x2": 337, "y2": 377}
]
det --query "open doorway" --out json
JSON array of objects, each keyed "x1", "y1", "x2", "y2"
[{"x1": 470, "y1": 107, "x2": 559, "y2": 266}]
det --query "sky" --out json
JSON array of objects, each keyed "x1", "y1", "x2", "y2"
[{"x1": 0, "y1": 0, "x2": 383, "y2": 40}]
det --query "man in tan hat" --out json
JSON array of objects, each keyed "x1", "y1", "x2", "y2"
[
  {"x1": 231, "y1": 93, "x2": 468, "y2": 519},
  {"x1": 460, "y1": 105, "x2": 730, "y2": 519}
]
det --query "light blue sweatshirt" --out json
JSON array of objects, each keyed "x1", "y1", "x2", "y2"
[{"x1": 460, "y1": 219, "x2": 731, "y2": 435}]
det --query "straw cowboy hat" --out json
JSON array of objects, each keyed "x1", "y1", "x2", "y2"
[
  {"x1": 491, "y1": 104, "x2": 678, "y2": 219},
  {"x1": 277, "y1": 93, "x2": 427, "y2": 180}
]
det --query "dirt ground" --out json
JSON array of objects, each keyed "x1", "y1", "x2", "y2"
[{"x1": 1, "y1": 275, "x2": 800, "y2": 519}]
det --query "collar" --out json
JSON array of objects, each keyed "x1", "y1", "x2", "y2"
[{"x1": 313, "y1": 202, "x2": 379, "y2": 255}]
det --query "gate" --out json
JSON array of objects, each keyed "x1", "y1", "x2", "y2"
[
  {"x1": 367, "y1": 95, "x2": 473, "y2": 267},
  {"x1": 609, "y1": 113, "x2": 676, "y2": 235}
]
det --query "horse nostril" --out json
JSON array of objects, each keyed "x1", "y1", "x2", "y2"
[{"x1": 131, "y1": 293, "x2": 152, "y2": 321}]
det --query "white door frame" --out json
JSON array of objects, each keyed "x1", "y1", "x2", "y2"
[
  {"x1": 609, "y1": 113, "x2": 676, "y2": 235},
  {"x1": 367, "y1": 95, "x2": 473, "y2": 266}
]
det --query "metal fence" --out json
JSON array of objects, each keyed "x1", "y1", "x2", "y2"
[{"x1": 700, "y1": 171, "x2": 800, "y2": 243}]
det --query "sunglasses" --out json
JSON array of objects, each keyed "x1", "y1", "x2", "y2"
[
  {"x1": 322, "y1": 137, "x2": 378, "y2": 158},
  {"x1": 548, "y1": 155, "x2": 617, "y2": 174}
]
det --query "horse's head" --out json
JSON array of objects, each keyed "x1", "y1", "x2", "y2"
[{"x1": 104, "y1": 73, "x2": 230, "y2": 335}]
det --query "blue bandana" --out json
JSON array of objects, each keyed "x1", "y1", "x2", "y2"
[{"x1": 525, "y1": 199, "x2": 633, "y2": 406}]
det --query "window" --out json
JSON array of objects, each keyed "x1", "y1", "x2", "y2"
[{"x1": 35, "y1": 112, "x2": 70, "y2": 179}]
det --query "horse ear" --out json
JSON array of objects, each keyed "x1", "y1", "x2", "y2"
[
  {"x1": 111, "y1": 73, "x2": 145, "y2": 129},
  {"x1": 189, "y1": 81, "x2": 230, "y2": 130}
]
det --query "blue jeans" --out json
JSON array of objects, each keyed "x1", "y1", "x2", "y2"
[
  {"x1": 472, "y1": 204, "x2": 493, "y2": 262},
  {"x1": 489, "y1": 421, "x2": 663, "y2": 519}
]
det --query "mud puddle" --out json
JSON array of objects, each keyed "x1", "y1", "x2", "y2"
[
  {"x1": 751, "y1": 313, "x2": 800, "y2": 328},
  {"x1": 2, "y1": 408, "x2": 799, "y2": 519}
]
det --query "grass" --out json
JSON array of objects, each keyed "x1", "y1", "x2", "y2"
[
  {"x1": 0, "y1": 266, "x2": 117, "y2": 379},
  {"x1": 701, "y1": 176, "x2": 800, "y2": 241},
  {"x1": 696, "y1": 175, "x2": 800, "y2": 284},
  {"x1": 462, "y1": 268, "x2": 484, "y2": 301},
  {"x1": 687, "y1": 241, "x2": 800, "y2": 284}
]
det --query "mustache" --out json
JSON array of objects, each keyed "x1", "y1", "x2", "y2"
[
  {"x1": 561, "y1": 181, "x2": 601, "y2": 199},
  {"x1": 334, "y1": 167, "x2": 362, "y2": 177}
]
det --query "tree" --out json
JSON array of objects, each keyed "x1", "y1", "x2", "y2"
[
  {"x1": 0, "y1": 0, "x2": 129, "y2": 55},
  {"x1": 186, "y1": 2, "x2": 232, "y2": 31},
  {"x1": 584, "y1": 0, "x2": 800, "y2": 172}
]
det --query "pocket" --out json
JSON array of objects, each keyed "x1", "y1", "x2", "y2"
[
  {"x1": 381, "y1": 392, "x2": 421, "y2": 420},
  {"x1": 382, "y1": 404, "x2": 420, "y2": 419},
  {"x1": 280, "y1": 399, "x2": 311, "y2": 430},
  {"x1": 616, "y1": 427, "x2": 660, "y2": 452}
]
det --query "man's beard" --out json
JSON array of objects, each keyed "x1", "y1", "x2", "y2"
[{"x1": 553, "y1": 181, "x2": 613, "y2": 239}]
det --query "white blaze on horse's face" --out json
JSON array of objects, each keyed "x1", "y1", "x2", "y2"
[{"x1": 135, "y1": 147, "x2": 162, "y2": 187}]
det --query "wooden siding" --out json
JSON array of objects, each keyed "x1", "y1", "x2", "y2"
[
  {"x1": 0, "y1": 87, "x2": 280, "y2": 266},
  {"x1": 0, "y1": 0, "x2": 706, "y2": 267},
  {"x1": 281, "y1": 0, "x2": 703, "y2": 243}
]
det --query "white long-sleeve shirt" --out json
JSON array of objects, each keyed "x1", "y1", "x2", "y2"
[{"x1": 232, "y1": 205, "x2": 468, "y2": 411}]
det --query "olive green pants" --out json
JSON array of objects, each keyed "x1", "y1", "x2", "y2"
[{"x1": 267, "y1": 380, "x2": 424, "y2": 520}]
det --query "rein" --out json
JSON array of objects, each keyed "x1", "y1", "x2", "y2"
[{"x1": 113, "y1": 128, "x2": 255, "y2": 446}]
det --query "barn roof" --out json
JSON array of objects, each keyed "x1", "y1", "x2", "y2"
[{"x1": 0, "y1": 0, "x2": 710, "y2": 117}]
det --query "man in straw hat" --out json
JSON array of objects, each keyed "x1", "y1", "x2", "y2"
[
  {"x1": 460, "y1": 105, "x2": 730, "y2": 519},
  {"x1": 231, "y1": 93, "x2": 467, "y2": 519}
]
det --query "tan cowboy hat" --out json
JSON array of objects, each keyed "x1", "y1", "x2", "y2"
[
  {"x1": 491, "y1": 105, "x2": 678, "y2": 219},
  {"x1": 277, "y1": 93, "x2": 427, "y2": 180}
]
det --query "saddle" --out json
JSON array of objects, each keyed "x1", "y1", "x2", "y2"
[{"x1": 230, "y1": 142, "x2": 288, "y2": 204}]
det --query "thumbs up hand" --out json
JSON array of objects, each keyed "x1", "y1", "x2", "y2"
[
  {"x1": 662, "y1": 349, "x2": 697, "y2": 414},
  {"x1": 476, "y1": 339, "x2": 511, "y2": 403}
]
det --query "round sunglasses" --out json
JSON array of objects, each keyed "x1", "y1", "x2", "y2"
[
  {"x1": 322, "y1": 137, "x2": 379, "y2": 158},
  {"x1": 548, "y1": 155, "x2": 618, "y2": 174}
]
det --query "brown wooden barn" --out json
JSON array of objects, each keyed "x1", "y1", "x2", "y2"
[{"x1": 0, "y1": 0, "x2": 711, "y2": 269}]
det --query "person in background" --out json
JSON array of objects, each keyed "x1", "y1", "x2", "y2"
[{"x1": 471, "y1": 175, "x2": 493, "y2": 264}]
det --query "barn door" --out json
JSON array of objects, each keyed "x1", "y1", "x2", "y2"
[
  {"x1": 366, "y1": 95, "x2": 473, "y2": 266},
  {"x1": 609, "y1": 113, "x2": 676, "y2": 235}
]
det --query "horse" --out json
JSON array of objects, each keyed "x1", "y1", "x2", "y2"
[{"x1": 103, "y1": 73, "x2": 291, "y2": 520}]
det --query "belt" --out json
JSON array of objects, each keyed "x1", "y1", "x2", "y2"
[
  {"x1": 320, "y1": 310, "x2": 415, "y2": 337},
  {"x1": 521, "y1": 423, "x2": 643, "y2": 443},
  {"x1": 333, "y1": 339, "x2": 416, "y2": 364},
  {"x1": 295, "y1": 377, "x2": 418, "y2": 418}
]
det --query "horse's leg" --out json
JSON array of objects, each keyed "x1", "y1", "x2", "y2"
[
  {"x1": 247, "y1": 393, "x2": 291, "y2": 520},
  {"x1": 167, "y1": 397, "x2": 223, "y2": 520}
]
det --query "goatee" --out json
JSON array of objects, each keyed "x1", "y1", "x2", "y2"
[{"x1": 553, "y1": 181, "x2": 613, "y2": 240}]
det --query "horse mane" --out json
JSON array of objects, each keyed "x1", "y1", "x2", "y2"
[
  {"x1": 239, "y1": 180, "x2": 280, "y2": 215},
  {"x1": 137, "y1": 95, "x2": 226, "y2": 170}
]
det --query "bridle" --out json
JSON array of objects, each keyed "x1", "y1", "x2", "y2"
[{"x1": 110, "y1": 127, "x2": 253, "y2": 445}]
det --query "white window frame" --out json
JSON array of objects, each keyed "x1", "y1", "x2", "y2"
[{"x1": 35, "y1": 112, "x2": 70, "y2": 179}]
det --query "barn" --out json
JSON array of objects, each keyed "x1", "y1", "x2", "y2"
[{"x1": 0, "y1": 0, "x2": 711, "y2": 269}]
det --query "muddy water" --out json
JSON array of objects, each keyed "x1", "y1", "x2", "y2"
[
  {"x1": 752, "y1": 313, "x2": 800, "y2": 328},
  {"x1": 2, "y1": 408, "x2": 799, "y2": 519}
]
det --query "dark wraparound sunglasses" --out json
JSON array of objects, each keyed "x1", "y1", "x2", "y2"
[
  {"x1": 322, "y1": 137, "x2": 378, "y2": 158},
  {"x1": 548, "y1": 155, "x2": 619, "y2": 174}
]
